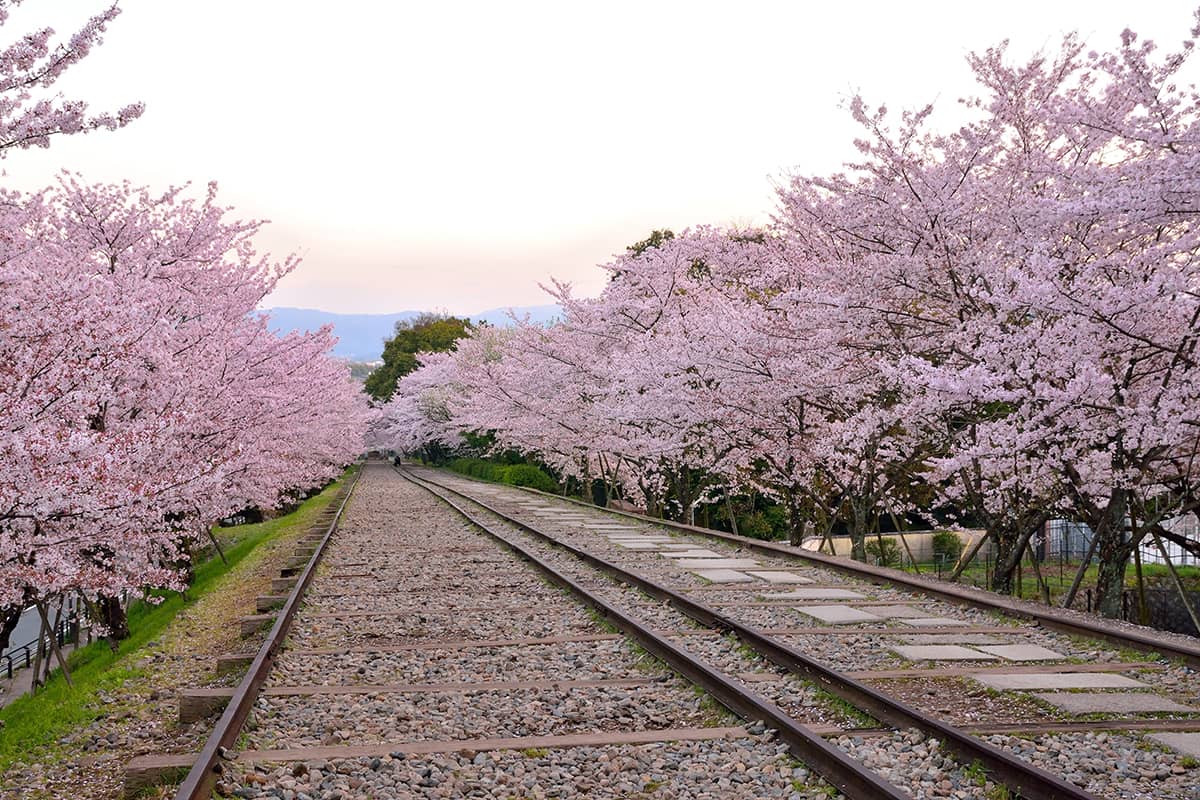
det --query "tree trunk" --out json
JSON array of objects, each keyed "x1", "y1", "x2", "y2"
[
  {"x1": 848, "y1": 500, "x2": 868, "y2": 561},
  {"x1": 97, "y1": 594, "x2": 129, "y2": 647},
  {"x1": 989, "y1": 522, "x2": 1036, "y2": 596},
  {"x1": 1092, "y1": 490, "x2": 1130, "y2": 619},
  {"x1": 0, "y1": 603, "x2": 23, "y2": 654}
]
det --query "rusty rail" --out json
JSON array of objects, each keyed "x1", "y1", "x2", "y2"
[
  {"x1": 458, "y1": 471, "x2": 1200, "y2": 669},
  {"x1": 172, "y1": 464, "x2": 363, "y2": 800}
]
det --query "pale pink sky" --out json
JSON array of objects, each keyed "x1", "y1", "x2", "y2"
[{"x1": 3, "y1": 1, "x2": 1196, "y2": 313}]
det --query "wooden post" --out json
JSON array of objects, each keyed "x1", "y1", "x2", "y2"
[
  {"x1": 29, "y1": 604, "x2": 49, "y2": 693},
  {"x1": 1133, "y1": 543, "x2": 1150, "y2": 625},
  {"x1": 1025, "y1": 541, "x2": 1050, "y2": 604},
  {"x1": 949, "y1": 532, "x2": 988, "y2": 582},
  {"x1": 889, "y1": 513, "x2": 920, "y2": 574},
  {"x1": 1062, "y1": 528, "x2": 1101, "y2": 610},
  {"x1": 35, "y1": 600, "x2": 73, "y2": 687}
]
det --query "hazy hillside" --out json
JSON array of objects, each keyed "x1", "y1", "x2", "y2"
[{"x1": 264, "y1": 305, "x2": 561, "y2": 361}]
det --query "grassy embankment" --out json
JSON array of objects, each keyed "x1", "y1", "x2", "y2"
[{"x1": 0, "y1": 469, "x2": 353, "y2": 772}]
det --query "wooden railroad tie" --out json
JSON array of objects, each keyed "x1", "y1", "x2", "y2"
[
  {"x1": 125, "y1": 726, "x2": 746, "y2": 798},
  {"x1": 176, "y1": 677, "x2": 660, "y2": 723},
  {"x1": 255, "y1": 595, "x2": 289, "y2": 613},
  {"x1": 271, "y1": 576, "x2": 298, "y2": 593},
  {"x1": 239, "y1": 613, "x2": 275, "y2": 637}
]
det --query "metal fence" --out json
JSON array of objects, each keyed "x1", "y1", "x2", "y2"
[
  {"x1": 1039, "y1": 517, "x2": 1200, "y2": 567},
  {"x1": 1, "y1": 614, "x2": 79, "y2": 680},
  {"x1": 1119, "y1": 588, "x2": 1200, "y2": 637}
]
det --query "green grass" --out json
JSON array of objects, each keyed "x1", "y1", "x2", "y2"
[
  {"x1": 0, "y1": 469, "x2": 354, "y2": 772},
  {"x1": 902, "y1": 557, "x2": 1200, "y2": 604}
]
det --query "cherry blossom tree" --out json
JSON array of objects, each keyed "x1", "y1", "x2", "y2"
[
  {"x1": 1, "y1": 178, "x2": 369, "y2": 640},
  {"x1": 0, "y1": 2, "x2": 142, "y2": 154},
  {"x1": 375, "y1": 12, "x2": 1200, "y2": 619}
]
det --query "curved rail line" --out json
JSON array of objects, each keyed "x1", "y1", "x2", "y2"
[
  {"x1": 173, "y1": 468, "x2": 362, "y2": 800},
  {"x1": 401, "y1": 466, "x2": 1101, "y2": 800},
  {"x1": 469, "y1": 474, "x2": 1200, "y2": 669}
]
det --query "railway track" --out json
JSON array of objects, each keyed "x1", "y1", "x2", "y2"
[
  {"x1": 402, "y1": 465, "x2": 1200, "y2": 800},
  {"x1": 124, "y1": 461, "x2": 1200, "y2": 799},
  {"x1": 130, "y1": 462, "x2": 892, "y2": 799}
]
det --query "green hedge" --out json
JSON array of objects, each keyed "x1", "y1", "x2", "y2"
[
  {"x1": 932, "y1": 530, "x2": 964, "y2": 562},
  {"x1": 449, "y1": 458, "x2": 558, "y2": 493}
]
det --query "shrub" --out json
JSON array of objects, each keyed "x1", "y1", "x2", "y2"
[
  {"x1": 738, "y1": 511, "x2": 775, "y2": 540},
  {"x1": 866, "y1": 537, "x2": 903, "y2": 567},
  {"x1": 449, "y1": 458, "x2": 558, "y2": 493},
  {"x1": 932, "y1": 530, "x2": 963, "y2": 563},
  {"x1": 500, "y1": 464, "x2": 558, "y2": 493}
]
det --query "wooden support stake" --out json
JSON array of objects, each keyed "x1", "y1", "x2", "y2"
[
  {"x1": 1150, "y1": 530, "x2": 1200, "y2": 636},
  {"x1": 1062, "y1": 529, "x2": 1101, "y2": 610},
  {"x1": 1133, "y1": 544, "x2": 1150, "y2": 626},
  {"x1": 34, "y1": 600, "x2": 72, "y2": 688},
  {"x1": 949, "y1": 532, "x2": 988, "y2": 583}
]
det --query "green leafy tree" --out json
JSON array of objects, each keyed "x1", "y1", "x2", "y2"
[{"x1": 365, "y1": 313, "x2": 473, "y2": 402}]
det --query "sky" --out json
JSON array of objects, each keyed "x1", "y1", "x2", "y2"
[{"x1": 2, "y1": 1, "x2": 1197, "y2": 314}]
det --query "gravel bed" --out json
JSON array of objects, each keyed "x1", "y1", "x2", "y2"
[
  {"x1": 774, "y1": 633, "x2": 906, "y2": 671},
  {"x1": 661, "y1": 631, "x2": 779, "y2": 677},
  {"x1": 220, "y1": 735, "x2": 844, "y2": 799},
  {"x1": 241, "y1": 467, "x2": 821, "y2": 800},
  {"x1": 307, "y1": 574, "x2": 554, "y2": 597},
  {"x1": 862, "y1": 676, "x2": 1056, "y2": 727},
  {"x1": 990, "y1": 731, "x2": 1200, "y2": 799},
  {"x1": 268, "y1": 640, "x2": 648, "y2": 686},
  {"x1": 304, "y1": 589, "x2": 565, "y2": 613},
  {"x1": 714, "y1": 604, "x2": 866, "y2": 630},
  {"x1": 834, "y1": 730, "x2": 993, "y2": 798},
  {"x1": 742, "y1": 674, "x2": 876, "y2": 729},
  {"x1": 287, "y1": 605, "x2": 600, "y2": 649},
  {"x1": 244, "y1": 683, "x2": 716, "y2": 749},
  {"x1": 1148, "y1": 662, "x2": 1200, "y2": 703}
]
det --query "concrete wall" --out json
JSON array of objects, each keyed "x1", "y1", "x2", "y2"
[{"x1": 800, "y1": 529, "x2": 991, "y2": 564}]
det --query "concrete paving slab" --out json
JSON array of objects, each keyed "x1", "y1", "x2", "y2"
[
  {"x1": 745, "y1": 571, "x2": 815, "y2": 584},
  {"x1": 658, "y1": 549, "x2": 725, "y2": 559},
  {"x1": 972, "y1": 673, "x2": 1149, "y2": 691},
  {"x1": 605, "y1": 535, "x2": 675, "y2": 541},
  {"x1": 765, "y1": 588, "x2": 866, "y2": 600},
  {"x1": 1034, "y1": 692, "x2": 1195, "y2": 714},
  {"x1": 975, "y1": 644, "x2": 1066, "y2": 661},
  {"x1": 1149, "y1": 732, "x2": 1200, "y2": 757},
  {"x1": 868, "y1": 605, "x2": 928, "y2": 619},
  {"x1": 898, "y1": 634, "x2": 1009, "y2": 645},
  {"x1": 892, "y1": 645, "x2": 998, "y2": 661},
  {"x1": 901, "y1": 617, "x2": 971, "y2": 628},
  {"x1": 797, "y1": 605, "x2": 883, "y2": 624},
  {"x1": 675, "y1": 558, "x2": 762, "y2": 569},
  {"x1": 612, "y1": 542, "x2": 678, "y2": 550},
  {"x1": 693, "y1": 569, "x2": 754, "y2": 583}
]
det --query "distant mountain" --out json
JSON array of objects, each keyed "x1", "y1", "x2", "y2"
[{"x1": 263, "y1": 304, "x2": 561, "y2": 361}]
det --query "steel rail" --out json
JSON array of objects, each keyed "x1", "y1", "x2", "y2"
[
  {"x1": 173, "y1": 464, "x2": 363, "y2": 800},
  {"x1": 458, "y1": 472, "x2": 1200, "y2": 669},
  {"x1": 397, "y1": 468, "x2": 913, "y2": 800},
  {"x1": 406, "y1": 467, "x2": 1101, "y2": 800}
]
